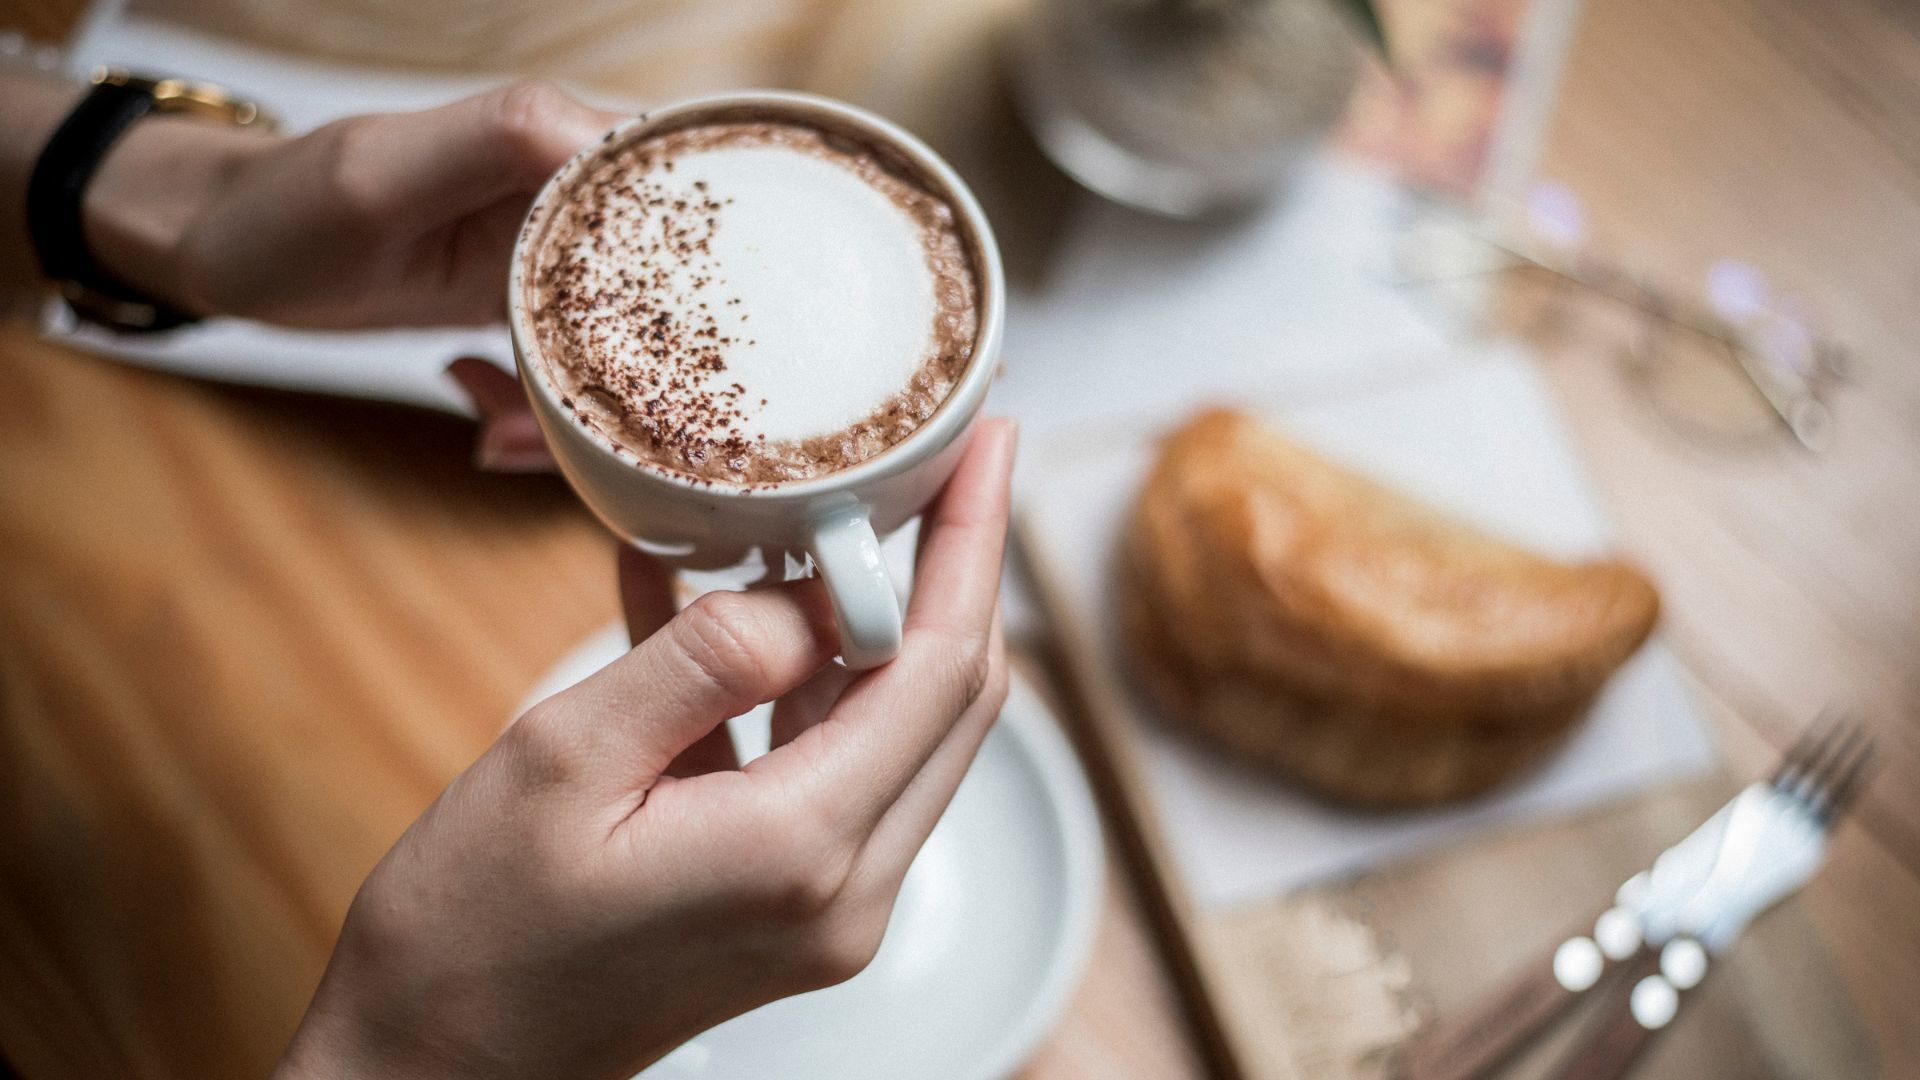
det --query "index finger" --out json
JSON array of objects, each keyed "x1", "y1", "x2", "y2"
[
  {"x1": 902, "y1": 417, "x2": 1019, "y2": 639},
  {"x1": 446, "y1": 356, "x2": 556, "y2": 472},
  {"x1": 746, "y1": 418, "x2": 1017, "y2": 825}
]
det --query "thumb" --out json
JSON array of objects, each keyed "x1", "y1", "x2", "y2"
[{"x1": 542, "y1": 582, "x2": 839, "y2": 786}]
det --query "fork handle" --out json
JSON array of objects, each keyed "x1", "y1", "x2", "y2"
[
  {"x1": 1549, "y1": 946, "x2": 1682, "y2": 1080},
  {"x1": 1401, "y1": 914, "x2": 1633, "y2": 1080}
]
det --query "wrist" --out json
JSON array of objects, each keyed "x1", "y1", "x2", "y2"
[
  {"x1": 0, "y1": 72, "x2": 84, "y2": 307},
  {"x1": 81, "y1": 114, "x2": 276, "y2": 317},
  {"x1": 272, "y1": 999, "x2": 436, "y2": 1080},
  {"x1": 271, "y1": 935, "x2": 471, "y2": 1080}
]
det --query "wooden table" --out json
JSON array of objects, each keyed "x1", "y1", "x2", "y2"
[
  {"x1": 2, "y1": 0, "x2": 1915, "y2": 1077},
  {"x1": 1520, "y1": 0, "x2": 1920, "y2": 1070}
]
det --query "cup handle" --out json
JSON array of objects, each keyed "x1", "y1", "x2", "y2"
[{"x1": 807, "y1": 506, "x2": 902, "y2": 669}]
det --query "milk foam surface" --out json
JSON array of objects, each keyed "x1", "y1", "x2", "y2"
[{"x1": 527, "y1": 121, "x2": 979, "y2": 485}]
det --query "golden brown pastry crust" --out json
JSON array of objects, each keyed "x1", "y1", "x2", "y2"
[{"x1": 1119, "y1": 408, "x2": 1660, "y2": 807}]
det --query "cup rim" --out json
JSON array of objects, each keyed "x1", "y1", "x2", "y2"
[{"x1": 508, "y1": 89, "x2": 1005, "y2": 503}]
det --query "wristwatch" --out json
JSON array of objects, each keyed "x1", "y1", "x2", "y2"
[{"x1": 26, "y1": 67, "x2": 276, "y2": 332}]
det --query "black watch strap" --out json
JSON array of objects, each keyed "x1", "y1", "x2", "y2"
[{"x1": 27, "y1": 77, "x2": 200, "y2": 332}]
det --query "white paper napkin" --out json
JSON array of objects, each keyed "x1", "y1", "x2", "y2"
[{"x1": 1021, "y1": 352, "x2": 1717, "y2": 909}]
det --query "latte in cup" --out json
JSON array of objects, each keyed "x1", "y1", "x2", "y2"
[{"x1": 522, "y1": 116, "x2": 982, "y2": 486}]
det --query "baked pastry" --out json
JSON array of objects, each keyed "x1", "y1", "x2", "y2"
[{"x1": 1119, "y1": 408, "x2": 1660, "y2": 807}]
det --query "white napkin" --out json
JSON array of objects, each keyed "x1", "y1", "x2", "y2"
[
  {"x1": 994, "y1": 156, "x2": 1484, "y2": 446},
  {"x1": 1021, "y1": 352, "x2": 1717, "y2": 909}
]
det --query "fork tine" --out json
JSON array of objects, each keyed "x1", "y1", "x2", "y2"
[
  {"x1": 1770, "y1": 722, "x2": 1824, "y2": 788},
  {"x1": 1781, "y1": 717, "x2": 1875, "y2": 823},
  {"x1": 1766, "y1": 722, "x2": 1812, "y2": 780},
  {"x1": 1800, "y1": 724, "x2": 1861, "y2": 817},
  {"x1": 1817, "y1": 730, "x2": 1878, "y2": 824},
  {"x1": 1774, "y1": 718, "x2": 1844, "y2": 798}
]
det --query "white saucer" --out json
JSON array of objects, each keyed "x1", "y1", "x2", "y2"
[{"x1": 518, "y1": 625, "x2": 1105, "y2": 1080}]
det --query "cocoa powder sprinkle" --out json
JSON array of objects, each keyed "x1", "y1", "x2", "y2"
[{"x1": 526, "y1": 120, "x2": 980, "y2": 486}]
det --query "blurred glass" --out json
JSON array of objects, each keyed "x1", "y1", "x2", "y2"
[
  {"x1": 1011, "y1": 0, "x2": 1363, "y2": 218},
  {"x1": 1387, "y1": 196, "x2": 1848, "y2": 451}
]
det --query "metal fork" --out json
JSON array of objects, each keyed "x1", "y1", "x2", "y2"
[
  {"x1": 1546, "y1": 720, "x2": 1877, "y2": 1080},
  {"x1": 1773, "y1": 721, "x2": 1877, "y2": 825},
  {"x1": 1400, "y1": 719, "x2": 1876, "y2": 1080}
]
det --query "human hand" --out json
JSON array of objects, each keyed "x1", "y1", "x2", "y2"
[
  {"x1": 86, "y1": 81, "x2": 621, "y2": 328},
  {"x1": 447, "y1": 354, "x2": 559, "y2": 472},
  {"x1": 271, "y1": 419, "x2": 1017, "y2": 1080}
]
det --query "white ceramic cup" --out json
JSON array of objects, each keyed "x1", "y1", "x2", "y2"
[{"x1": 509, "y1": 91, "x2": 1005, "y2": 670}]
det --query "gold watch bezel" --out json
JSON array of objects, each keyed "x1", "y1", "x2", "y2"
[{"x1": 89, "y1": 66, "x2": 279, "y2": 132}]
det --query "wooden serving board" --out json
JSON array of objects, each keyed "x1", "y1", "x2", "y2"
[
  {"x1": 1013, "y1": 368, "x2": 1876, "y2": 1080},
  {"x1": 1019, "y1": 538, "x2": 1874, "y2": 1080}
]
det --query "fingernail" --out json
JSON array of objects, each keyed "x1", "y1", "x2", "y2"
[
  {"x1": 475, "y1": 436, "x2": 507, "y2": 471},
  {"x1": 476, "y1": 421, "x2": 559, "y2": 473},
  {"x1": 562, "y1": 111, "x2": 622, "y2": 153},
  {"x1": 995, "y1": 418, "x2": 1019, "y2": 467}
]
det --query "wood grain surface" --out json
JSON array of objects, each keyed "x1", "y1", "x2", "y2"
[
  {"x1": 0, "y1": 337, "x2": 609, "y2": 1077},
  {"x1": 3, "y1": 0, "x2": 1918, "y2": 1077},
  {"x1": 1525, "y1": 0, "x2": 1920, "y2": 1069}
]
